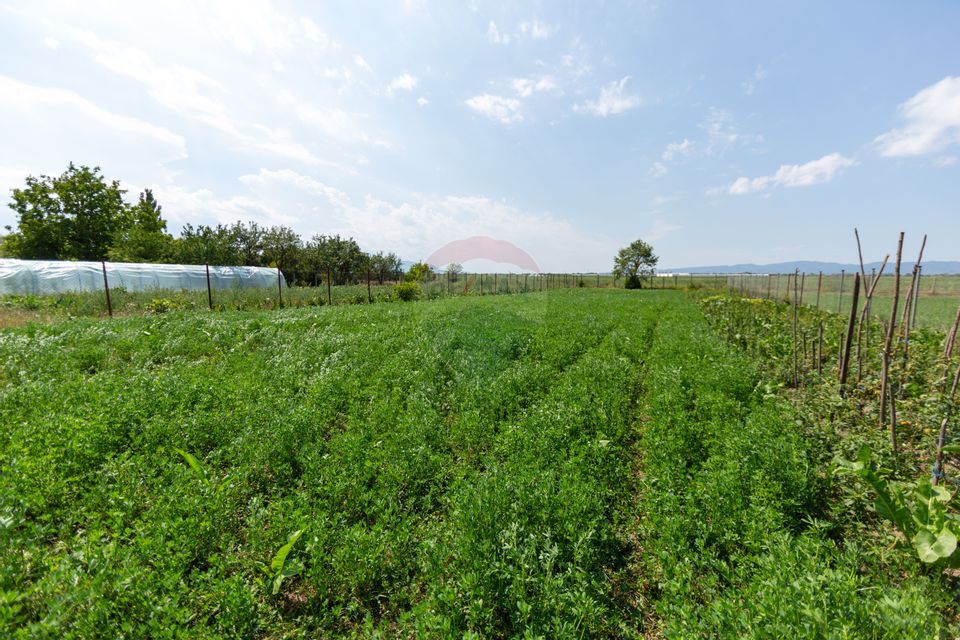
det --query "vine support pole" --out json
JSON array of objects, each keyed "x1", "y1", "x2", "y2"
[
  {"x1": 792, "y1": 269, "x2": 799, "y2": 387},
  {"x1": 839, "y1": 272, "x2": 861, "y2": 397},
  {"x1": 101, "y1": 260, "x2": 113, "y2": 318},
  {"x1": 879, "y1": 232, "x2": 905, "y2": 433},
  {"x1": 206, "y1": 263, "x2": 213, "y2": 310},
  {"x1": 933, "y1": 360, "x2": 960, "y2": 485},
  {"x1": 838, "y1": 270, "x2": 846, "y2": 314}
]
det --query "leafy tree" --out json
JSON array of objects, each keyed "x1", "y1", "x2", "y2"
[
  {"x1": 109, "y1": 189, "x2": 175, "y2": 263},
  {"x1": 369, "y1": 251, "x2": 403, "y2": 284},
  {"x1": 447, "y1": 262, "x2": 464, "y2": 282},
  {"x1": 406, "y1": 261, "x2": 433, "y2": 283},
  {"x1": 5, "y1": 163, "x2": 127, "y2": 260},
  {"x1": 613, "y1": 239, "x2": 658, "y2": 289},
  {"x1": 262, "y1": 225, "x2": 301, "y2": 272},
  {"x1": 231, "y1": 221, "x2": 265, "y2": 266},
  {"x1": 306, "y1": 234, "x2": 365, "y2": 285},
  {"x1": 174, "y1": 223, "x2": 242, "y2": 266}
]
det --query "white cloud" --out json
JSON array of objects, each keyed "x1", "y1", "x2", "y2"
[
  {"x1": 353, "y1": 55, "x2": 372, "y2": 72},
  {"x1": 934, "y1": 155, "x2": 957, "y2": 167},
  {"x1": 465, "y1": 93, "x2": 522, "y2": 124},
  {"x1": 519, "y1": 18, "x2": 554, "y2": 40},
  {"x1": 741, "y1": 64, "x2": 767, "y2": 95},
  {"x1": 41, "y1": 36, "x2": 59, "y2": 50},
  {"x1": 300, "y1": 16, "x2": 332, "y2": 48},
  {"x1": 159, "y1": 167, "x2": 618, "y2": 270},
  {"x1": 276, "y1": 90, "x2": 380, "y2": 147},
  {"x1": 645, "y1": 217, "x2": 683, "y2": 242},
  {"x1": 728, "y1": 152, "x2": 857, "y2": 195},
  {"x1": 487, "y1": 21, "x2": 510, "y2": 45},
  {"x1": 876, "y1": 76, "x2": 960, "y2": 157},
  {"x1": 511, "y1": 75, "x2": 556, "y2": 98},
  {"x1": 386, "y1": 73, "x2": 418, "y2": 95},
  {"x1": 664, "y1": 139, "x2": 693, "y2": 160},
  {"x1": 573, "y1": 76, "x2": 640, "y2": 116},
  {"x1": 417, "y1": 97, "x2": 429, "y2": 107},
  {"x1": 0, "y1": 75, "x2": 188, "y2": 227},
  {"x1": 650, "y1": 139, "x2": 695, "y2": 176},
  {"x1": 700, "y1": 108, "x2": 762, "y2": 153}
]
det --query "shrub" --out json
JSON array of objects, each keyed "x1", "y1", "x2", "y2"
[
  {"x1": 624, "y1": 275, "x2": 642, "y2": 289},
  {"x1": 393, "y1": 281, "x2": 421, "y2": 301}
]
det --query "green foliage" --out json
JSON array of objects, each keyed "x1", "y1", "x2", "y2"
[
  {"x1": 262, "y1": 226, "x2": 301, "y2": 271},
  {"x1": 447, "y1": 262, "x2": 464, "y2": 281},
  {"x1": 836, "y1": 446, "x2": 959, "y2": 567},
  {"x1": 393, "y1": 281, "x2": 421, "y2": 301},
  {"x1": 624, "y1": 274, "x2": 642, "y2": 289},
  {"x1": 405, "y1": 261, "x2": 433, "y2": 283},
  {"x1": 0, "y1": 290, "x2": 955, "y2": 637},
  {"x1": 265, "y1": 530, "x2": 304, "y2": 595},
  {"x1": 612, "y1": 238, "x2": 658, "y2": 282},
  {"x1": 174, "y1": 222, "x2": 243, "y2": 266},
  {"x1": 5, "y1": 163, "x2": 127, "y2": 260},
  {"x1": 305, "y1": 234, "x2": 366, "y2": 284},
  {"x1": 108, "y1": 189, "x2": 176, "y2": 263},
  {"x1": 368, "y1": 250, "x2": 403, "y2": 284}
]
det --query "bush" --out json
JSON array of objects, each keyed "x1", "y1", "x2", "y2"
[
  {"x1": 393, "y1": 281, "x2": 421, "y2": 301},
  {"x1": 624, "y1": 275, "x2": 642, "y2": 289}
]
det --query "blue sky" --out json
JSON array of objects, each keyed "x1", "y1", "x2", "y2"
[{"x1": 1, "y1": 1, "x2": 958, "y2": 271}]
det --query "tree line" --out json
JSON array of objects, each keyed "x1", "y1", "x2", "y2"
[{"x1": 0, "y1": 164, "x2": 405, "y2": 284}]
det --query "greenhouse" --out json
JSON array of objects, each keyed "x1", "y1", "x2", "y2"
[{"x1": 0, "y1": 259, "x2": 286, "y2": 296}]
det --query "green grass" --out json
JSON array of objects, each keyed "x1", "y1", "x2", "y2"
[
  {"x1": 1, "y1": 289, "x2": 956, "y2": 637},
  {"x1": 730, "y1": 273, "x2": 960, "y2": 330}
]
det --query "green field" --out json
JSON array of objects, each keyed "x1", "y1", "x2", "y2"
[
  {"x1": 1, "y1": 290, "x2": 957, "y2": 638},
  {"x1": 728, "y1": 273, "x2": 960, "y2": 330}
]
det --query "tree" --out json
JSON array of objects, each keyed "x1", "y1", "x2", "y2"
[
  {"x1": 306, "y1": 234, "x2": 365, "y2": 285},
  {"x1": 262, "y1": 225, "x2": 301, "y2": 273},
  {"x1": 447, "y1": 262, "x2": 464, "y2": 282},
  {"x1": 613, "y1": 239, "x2": 658, "y2": 289},
  {"x1": 369, "y1": 251, "x2": 403, "y2": 284},
  {"x1": 231, "y1": 221, "x2": 266, "y2": 266},
  {"x1": 5, "y1": 163, "x2": 127, "y2": 260},
  {"x1": 108, "y1": 189, "x2": 175, "y2": 263},
  {"x1": 174, "y1": 223, "x2": 241, "y2": 266},
  {"x1": 406, "y1": 261, "x2": 433, "y2": 283}
]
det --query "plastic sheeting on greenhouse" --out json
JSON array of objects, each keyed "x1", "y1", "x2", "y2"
[{"x1": 0, "y1": 259, "x2": 287, "y2": 295}]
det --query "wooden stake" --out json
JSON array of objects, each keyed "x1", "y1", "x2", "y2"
[
  {"x1": 816, "y1": 271, "x2": 823, "y2": 309},
  {"x1": 839, "y1": 273, "x2": 861, "y2": 397},
  {"x1": 880, "y1": 232, "x2": 905, "y2": 429},
  {"x1": 799, "y1": 272, "x2": 806, "y2": 306},
  {"x1": 912, "y1": 266, "x2": 922, "y2": 327},
  {"x1": 101, "y1": 260, "x2": 113, "y2": 317},
  {"x1": 206, "y1": 263, "x2": 213, "y2": 310},
  {"x1": 889, "y1": 378, "x2": 898, "y2": 454},
  {"x1": 817, "y1": 322, "x2": 823, "y2": 374},
  {"x1": 792, "y1": 269, "x2": 799, "y2": 387},
  {"x1": 277, "y1": 267, "x2": 283, "y2": 308},
  {"x1": 838, "y1": 270, "x2": 846, "y2": 314},
  {"x1": 945, "y1": 303, "x2": 960, "y2": 360},
  {"x1": 898, "y1": 235, "x2": 927, "y2": 399},
  {"x1": 933, "y1": 359, "x2": 960, "y2": 485},
  {"x1": 855, "y1": 255, "x2": 890, "y2": 382}
]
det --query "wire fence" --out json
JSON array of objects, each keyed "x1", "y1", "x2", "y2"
[{"x1": 725, "y1": 271, "x2": 960, "y2": 330}]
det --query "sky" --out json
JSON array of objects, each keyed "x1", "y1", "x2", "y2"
[{"x1": 1, "y1": 1, "x2": 958, "y2": 271}]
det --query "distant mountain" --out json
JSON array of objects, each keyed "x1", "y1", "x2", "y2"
[{"x1": 659, "y1": 260, "x2": 960, "y2": 275}]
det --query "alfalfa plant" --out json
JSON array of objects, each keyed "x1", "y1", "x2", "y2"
[
  {"x1": 263, "y1": 529, "x2": 305, "y2": 595},
  {"x1": 835, "y1": 446, "x2": 959, "y2": 567}
]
